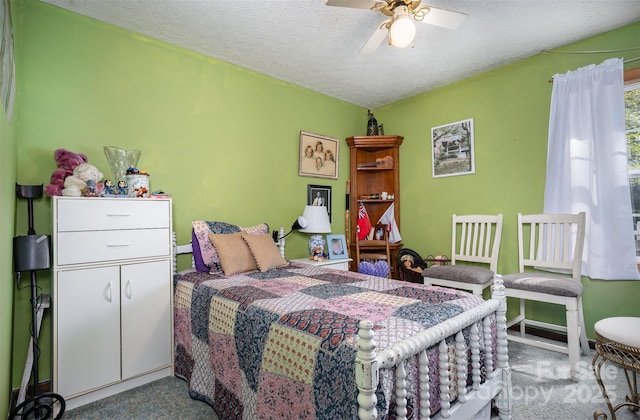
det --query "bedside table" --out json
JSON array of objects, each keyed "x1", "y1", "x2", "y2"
[{"x1": 291, "y1": 257, "x2": 353, "y2": 272}]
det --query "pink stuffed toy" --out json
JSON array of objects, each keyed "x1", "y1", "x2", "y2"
[{"x1": 44, "y1": 148, "x2": 89, "y2": 197}]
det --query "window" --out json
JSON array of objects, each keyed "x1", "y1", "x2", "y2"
[{"x1": 625, "y1": 71, "x2": 640, "y2": 257}]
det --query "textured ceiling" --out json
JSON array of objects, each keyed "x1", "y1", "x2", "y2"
[{"x1": 42, "y1": 0, "x2": 640, "y2": 108}]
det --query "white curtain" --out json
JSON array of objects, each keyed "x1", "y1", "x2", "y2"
[{"x1": 544, "y1": 58, "x2": 639, "y2": 280}]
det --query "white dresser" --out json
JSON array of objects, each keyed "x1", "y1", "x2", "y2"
[{"x1": 52, "y1": 197, "x2": 173, "y2": 410}]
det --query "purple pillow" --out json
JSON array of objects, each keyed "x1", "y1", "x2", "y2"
[
  {"x1": 358, "y1": 260, "x2": 390, "y2": 278},
  {"x1": 192, "y1": 229, "x2": 208, "y2": 272}
]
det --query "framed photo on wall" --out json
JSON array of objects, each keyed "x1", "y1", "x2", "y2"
[
  {"x1": 431, "y1": 118, "x2": 475, "y2": 178},
  {"x1": 326, "y1": 234, "x2": 348, "y2": 259},
  {"x1": 299, "y1": 131, "x2": 339, "y2": 179},
  {"x1": 307, "y1": 184, "x2": 332, "y2": 222}
]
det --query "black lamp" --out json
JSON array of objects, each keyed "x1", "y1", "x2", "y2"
[
  {"x1": 14, "y1": 184, "x2": 51, "y2": 273},
  {"x1": 10, "y1": 184, "x2": 65, "y2": 419},
  {"x1": 272, "y1": 214, "x2": 309, "y2": 242}
]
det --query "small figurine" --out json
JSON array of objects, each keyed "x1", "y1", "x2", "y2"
[
  {"x1": 116, "y1": 179, "x2": 128, "y2": 195},
  {"x1": 310, "y1": 246, "x2": 328, "y2": 262},
  {"x1": 367, "y1": 109, "x2": 379, "y2": 136},
  {"x1": 103, "y1": 179, "x2": 115, "y2": 196},
  {"x1": 126, "y1": 166, "x2": 140, "y2": 175},
  {"x1": 82, "y1": 179, "x2": 98, "y2": 197}
]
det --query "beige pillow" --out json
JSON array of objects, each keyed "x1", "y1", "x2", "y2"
[
  {"x1": 208, "y1": 232, "x2": 257, "y2": 275},
  {"x1": 241, "y1": 233, "x2": 288, "y2": 272}
]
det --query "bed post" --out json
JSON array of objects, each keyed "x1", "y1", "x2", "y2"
[
  {"x1": 492, "y1": 274, "x2": 513, "y2": 419},
  {"x1": 277, "y1": 226, "x2": 285, "y2": 258},
  {"x1": 355, "y1": 320, "x2": 378, "y2": 420}
]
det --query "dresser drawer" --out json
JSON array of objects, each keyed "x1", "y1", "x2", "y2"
[
  {"x1": 56, "y1": 198, "x2": 170, "y2": 232},
  {"x1": 56, "y1": 228, "x2": 170, "y2": 265}
]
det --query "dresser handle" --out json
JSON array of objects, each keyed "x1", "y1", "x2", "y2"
[
  {"x1": 105, "y1": 281, "x2": 113, "y2": 303},
  {"x1": 106, "y1": 243, "x2": 131, "y2": 247},
  {"x1": 125, "y1": 279, "x2": 132, "y2": 300},
  {"x1": 106, "y1": 213, "x2": 131, "y2": 217}
]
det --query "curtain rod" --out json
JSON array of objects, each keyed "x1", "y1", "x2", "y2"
[{"x1": 545, "y1": 48, "x2": 640, "y2": 82}]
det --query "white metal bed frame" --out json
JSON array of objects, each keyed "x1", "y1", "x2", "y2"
[{"x1": 172, "y1": 230, "x2": 512, "y2": 419}]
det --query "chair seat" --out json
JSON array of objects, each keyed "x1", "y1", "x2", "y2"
[
  {"x1": 423, "y1": 265, "x2": 494, "y2": 285},
  {"x1": 502, "y1": 272, "x2": 583, "y2": 297},
  {"x1": 594, "y1": 317, "x2": 640, "y2": 348}
]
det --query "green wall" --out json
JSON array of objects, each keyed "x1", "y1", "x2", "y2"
[
  {"x1": 0, "y1": 57, "x2": 17, "y2": 420},
  {"x1": 3, "y1": 0, "x2": 639, "y2": 414},
  {"x1": 1, "y1": 1, "x2": 18, "y2": 414},
  {"x1": 378, "y1": 22, "x2": 640, "y2": 331}
]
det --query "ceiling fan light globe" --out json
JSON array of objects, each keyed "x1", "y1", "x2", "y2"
[{"x1": 389, "y1": 15, "x2": 416, "y2": 48}]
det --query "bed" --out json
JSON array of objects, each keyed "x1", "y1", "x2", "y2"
[{"x1": 172, "y1": 223, "x2": 512, "y2": 419}]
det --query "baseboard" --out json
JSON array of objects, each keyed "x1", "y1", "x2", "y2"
[
  {"x1": 10, "y1": 380, "x2": 51, "y2": 412},
  {"x1": 508, "y1": 324, "x2": 596, "y2": 350}
]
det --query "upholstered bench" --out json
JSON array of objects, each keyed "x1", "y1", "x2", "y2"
[{"x1": 592, "y1": 317, "x2": 640, "y2": 419}]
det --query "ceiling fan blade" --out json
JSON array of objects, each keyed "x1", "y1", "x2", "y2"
[
  {"x1": 360, "y1": 19, "x2": 390, "y2": 53},
  {"x1": 326, "y1": 0, "x2": 380, "y2": 10},
  {"x1": 416, "y1": 6, "x2": 467, "y2": 30}
]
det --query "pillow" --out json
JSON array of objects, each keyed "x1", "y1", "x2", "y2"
[
  {"x1": 208, "y1": 232, "x2": 257, "y2": 276},
  {"x1": 241, "y1": 233, "x2": 288, "y2": 272},
  {"x1": 191, "y1": 228, "x2": 208, "y2": 272},
  {"x1": 358, "y1": 260, "x2": 390, "y2": 278},
  {"x1": 192, "y1": 221, "x2": 269, "y2": 272}
]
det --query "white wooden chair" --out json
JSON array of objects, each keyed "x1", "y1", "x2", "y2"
[
  {"x1": 423, "y1": 214, "x2": 503, "y2": 295},
  {"x1": 503, "y1": 212, "x2": 588, "y2": 381}
]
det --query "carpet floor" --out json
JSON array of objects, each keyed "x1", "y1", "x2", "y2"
[{"x1": 63, "y1": 339, "x2": 639, "y2": 419}]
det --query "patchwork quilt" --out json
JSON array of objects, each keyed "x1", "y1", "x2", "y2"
[{"x1": 174, "y1": 262, "x2": 494, "y2": 419}]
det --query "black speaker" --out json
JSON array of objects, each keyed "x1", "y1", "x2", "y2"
[{"x1": 13, "y1": 235, "x2": 51, "y2": 272}]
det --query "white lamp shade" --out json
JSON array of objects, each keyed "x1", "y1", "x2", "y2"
[
  {"x1": 298, "y1": 205, "x2": 332, "y2": 234},
  {"x1": 389, "y1": 7, "x2": 416, "y2": 48}
]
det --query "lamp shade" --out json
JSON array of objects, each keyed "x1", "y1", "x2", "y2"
[
  {"x1": 389, "y1": 6, "x2": 416, "y2": 48},
  {"x1": 298, "y1": 205, "x2": 331, "y2": 234}
]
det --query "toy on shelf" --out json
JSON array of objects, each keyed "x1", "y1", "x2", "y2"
[
  {"x1": 62, "y1": 163, "x2": 104, "y2": 197},
  {"x1": 125, "y1": 166, "x2": 150, "y2": 198},
  {"x1": 44, "y1": 148, "x2": 88, "y2": 197},
  {"x1": 310, "y1": 246, "x2": 328, "y2": 262}
]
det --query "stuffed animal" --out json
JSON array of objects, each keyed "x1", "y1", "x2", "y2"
[
  {"x1": 62, "y1": 163, "x2": 104, "y2": 197},
  {"x1": 310, "y1": 246, "x2": 328, "y2": 262},
  {"x1": 44, "y1": 148, "x2": 88, "y2": 197}
]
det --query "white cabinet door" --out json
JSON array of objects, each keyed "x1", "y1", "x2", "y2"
[
  {"x1": 120, "y1": 260, "x2": 171, "y2": 379},
  {"x1": 57, "y1": 267, "x2": 121, "y2": 397}
]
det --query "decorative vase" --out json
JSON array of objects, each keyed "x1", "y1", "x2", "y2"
[{"x1": 103, "y1": 146, "x2": 141, "y2": 184}]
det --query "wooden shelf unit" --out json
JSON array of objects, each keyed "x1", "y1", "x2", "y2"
[{"x1": 347, "y1": 135, "x2": 403, "y2": 278}]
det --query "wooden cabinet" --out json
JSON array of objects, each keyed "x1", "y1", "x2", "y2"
[
  {"x1": 52, "y1": 197, "x2": 173, "y2": 410},
  {"x1": 347, "y1": 135, "x2": 403, "y2": 278}
]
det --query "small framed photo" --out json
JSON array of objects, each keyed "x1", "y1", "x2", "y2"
[
  {"x1": 327, "y1": 234, "x2": 348, "y2": 259},
  {"x1": 431, "y1": 118, "x2": 475, "y2": 178},
  {"x1": 299, "y1": 131, "x2": 339, "y2": 179},
  {"x1": 307, "y1": 184, "x2": 332, "y2": 222}
]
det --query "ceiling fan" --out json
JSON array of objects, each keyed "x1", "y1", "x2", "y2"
[{"x1": 326, "y1": 0, "x2": 467, "y2": 52}]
